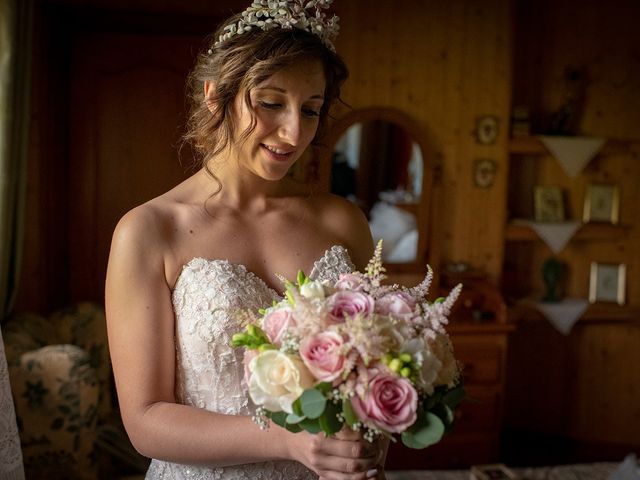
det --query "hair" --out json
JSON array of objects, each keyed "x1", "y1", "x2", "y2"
[{"x1": 182, "y1": 14, "x2": 349, "y2": 171}]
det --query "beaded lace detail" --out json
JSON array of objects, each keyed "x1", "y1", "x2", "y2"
[{"x1": 145, "y1": 245, "x2": 354, "y2": 480}]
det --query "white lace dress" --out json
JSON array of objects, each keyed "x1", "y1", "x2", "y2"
[{"x1": 145, "y1": 245, "x2": 355, "y2": 480}]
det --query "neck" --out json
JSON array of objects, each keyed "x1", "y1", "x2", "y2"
[{"x1": 198, "y1": 154, "x2": 288, "y2": 212}]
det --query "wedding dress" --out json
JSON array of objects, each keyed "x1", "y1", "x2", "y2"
[{"x1": 145, "y1": 245, "x2": 355, "y2": 480}]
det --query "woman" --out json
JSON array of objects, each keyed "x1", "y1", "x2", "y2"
[{"x1": 105, "y1": 1, "x2": 385, "y2": 479}]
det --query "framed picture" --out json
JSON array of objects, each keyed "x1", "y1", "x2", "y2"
[
  {"x1": 583, "y1": 183, "x2": 620, "y2": 224},
  {"x1": 473, "y1": 158, "x2": 497, "y2": 188},
  {"x1": 534, "y1": 186, "x2": 565, "y2": 222},
  {"x1": 589, "y1": 262, "x2": 626, "y2": 305}
]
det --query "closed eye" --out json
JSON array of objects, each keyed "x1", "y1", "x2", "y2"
[
  {"x1": 302, "y1": 108, "x2": 320, "y2": 118},
  {"x1": 258, "y1": 101, "x2": 281, "y2": 110}
]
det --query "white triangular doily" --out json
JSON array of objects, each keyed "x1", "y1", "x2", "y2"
[
  {"x1": 515, "y1": 220, "x2": 582, "y2": 253},
  {"x1": 535, "y1": 298, "x2": 590, "y2": 335},
  {"x1": 538, "y1": 135, "x2": 605, "y2": 178}
]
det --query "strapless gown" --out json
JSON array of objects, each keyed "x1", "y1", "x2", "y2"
[{"x1": 145, "y1": 245, "x2": 355, "y2": 480}]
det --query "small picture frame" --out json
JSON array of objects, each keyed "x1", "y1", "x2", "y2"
[
  {"x1": 534, "y1": 186, "x2": 565, "y2": 222},
  {"x1": 471, "y1": 463, "x2": 520, "y2": 480},
  {"x1": 589, "y1": 262, "x2": 626, "y2": 305},
  {"x1": 583, "y1": 183, "x2": 620, "y2": 224}
]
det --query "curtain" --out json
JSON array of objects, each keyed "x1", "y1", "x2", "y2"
[
  {"x1": 0, "y1": 0, "x2": 32, "y2": 477},
  {"x1": 0, "y1": 0, "x2": 31, "y2": 320}
]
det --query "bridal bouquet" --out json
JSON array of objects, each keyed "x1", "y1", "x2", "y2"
[{"x1": 231, "y1": 242, "x2": 464, "y2": 448}]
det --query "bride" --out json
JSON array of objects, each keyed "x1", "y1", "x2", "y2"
[{"x1": 105, "y1": 1, "x2": 386, "y2": 478}]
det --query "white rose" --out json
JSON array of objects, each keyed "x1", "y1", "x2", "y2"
[
  {"x1": 299, "y1": 280, "x2": 325, "y2": 300},
  {"x1": 248, "y1": 350, "x2": 314, "y2": 413}
]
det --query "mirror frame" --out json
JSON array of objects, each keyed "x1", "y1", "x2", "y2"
[{"x1": 318, "y1": 106, "x2": 441, "y2": 280}]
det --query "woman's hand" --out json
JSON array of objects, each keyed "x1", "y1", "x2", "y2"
[{"x1": 287, "y1": 427, "x2": 383, "y2": 480}]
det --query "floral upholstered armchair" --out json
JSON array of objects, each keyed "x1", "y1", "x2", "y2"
[{"x1": 2, "y1": 302, "x2": 112, "y2": 479}]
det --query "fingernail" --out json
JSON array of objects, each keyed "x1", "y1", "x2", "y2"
[{"x1": 366, "y1": 469, "x2": 377, "y2": 478}]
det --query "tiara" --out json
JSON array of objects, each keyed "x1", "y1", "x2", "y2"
[{"x1": 210, "y1": 0, "x2": 340, "y2": 53}]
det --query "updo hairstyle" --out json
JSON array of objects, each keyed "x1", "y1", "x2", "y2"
[{"x1": 183, "y1": 14, "x2": 349, "y2": 168}]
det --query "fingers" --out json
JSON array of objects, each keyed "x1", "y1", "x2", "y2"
[{"x1": 308, "y1": 434, "x2": 378, "y2": 477}]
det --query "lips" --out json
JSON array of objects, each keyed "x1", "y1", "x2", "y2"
[{"x1": 261, "y1": 143, "x2": 295, "y2": 161}]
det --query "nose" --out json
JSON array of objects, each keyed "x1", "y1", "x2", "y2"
[{"x1": 278, "y1": 110, "x2": 302, "y2": 146}]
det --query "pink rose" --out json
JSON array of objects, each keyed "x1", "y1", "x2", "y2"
[
  {"x1": 327, "y1": 291, "x2": 374, "y2": 323},
  {"x1": 351, "y1": 372, "x2": 418, "y2": 433},
  {"x1": 262, "y1": 308, "x2": 295, "y2": 345},
  {"x1": 299, "y1": 331, "x2": 346, "y2": 382},
  {"x1": 376, "y1": 291, "x2": 417, "y2": 317},
  {"x1": 335, "y1": 273, "x2": 365, "y2": 291}
]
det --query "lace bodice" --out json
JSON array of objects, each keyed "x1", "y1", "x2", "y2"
[{"x1": 145, "y1": 245, "x2": 355, "y2": 480}]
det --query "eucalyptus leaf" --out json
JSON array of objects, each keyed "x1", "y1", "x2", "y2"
[
  {"x1": 401, "y1": 412, "x2": 445, "y2": 449},
  {"x1": 286, "y1": 412, "x2": 306, "y2": 424},
  {"x1": 431, "y1": 403, "x2": 454, "y2": 429},
  {"x1": 300, "y1": 388, "x2": 326, "y2": 419}
]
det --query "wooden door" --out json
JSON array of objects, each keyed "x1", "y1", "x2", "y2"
[{"x1": 69, "y1": 31, "x2": 201, "y2": 301}]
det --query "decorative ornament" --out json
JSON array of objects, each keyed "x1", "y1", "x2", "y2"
[{"x1": 211, "y1": 0, "x2": 340, "y2": 53}]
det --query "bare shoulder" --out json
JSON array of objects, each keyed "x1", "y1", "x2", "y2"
[
  {"x1": 310, "y1": 192, "x2": 374, "y2": 270},
  {"x1": 110, "y1": 200, "x2": 172, "y2": 260}
]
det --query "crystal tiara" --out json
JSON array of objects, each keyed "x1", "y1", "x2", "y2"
[{"x1": 210, "y1": 0, "x2": 340, "y2": 53}]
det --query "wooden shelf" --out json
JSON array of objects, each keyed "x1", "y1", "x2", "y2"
[
  {"x1": 509, "y1": 136, "x2": 634, "y2": 156},
  {"x1": 504, "y1": 221, "x2": 630, "y2": 242},
  {"x1": 508, "y1": 300, "x2": 640, "y2": 324}
]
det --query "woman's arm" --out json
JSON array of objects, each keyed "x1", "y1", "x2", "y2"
[{"x1": 105, "y1": 206, "x2": 379, "y2": 478}]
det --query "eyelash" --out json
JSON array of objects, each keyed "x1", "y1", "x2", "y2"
[{"x1": 257, "y1": 101, "x2": 320, "y2": 118}]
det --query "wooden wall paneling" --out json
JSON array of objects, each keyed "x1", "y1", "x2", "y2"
[
  {"x1": 334, "y1": 0, "x2": 512, "y2": 282},
  {"x1": 568, "y1": 322, "x2": 640, "y2": 446}
]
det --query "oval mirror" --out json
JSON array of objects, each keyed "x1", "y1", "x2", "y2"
[{"x1": 320, "y1": 107, "x2": 437, "y2": 274}]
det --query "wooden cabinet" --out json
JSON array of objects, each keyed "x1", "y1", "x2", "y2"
[{"x1": 385, "y1": 281, "x2": 513, "y2": 470}]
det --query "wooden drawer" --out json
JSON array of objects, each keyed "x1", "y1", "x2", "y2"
[{"x1": 452, "y1": 335, "x2": 504, "y2": 385}]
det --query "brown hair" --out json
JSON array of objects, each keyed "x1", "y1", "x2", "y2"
[{"x1": 183, "y1": 16, "x2": 349, "y2": 170}]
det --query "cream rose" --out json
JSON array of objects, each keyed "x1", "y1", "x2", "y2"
[
  {"x1": 299, "y1": 280, "x2": 326, "y2": 300},
  {"x1": 248, "y1": 350, "x2": 314, "y2": 413}
]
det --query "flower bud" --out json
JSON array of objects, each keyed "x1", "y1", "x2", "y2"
[{"x1": 389, "y1": 358, "x2": 402, "y2": 373}]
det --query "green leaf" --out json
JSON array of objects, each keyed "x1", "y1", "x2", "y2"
[
  {"x1": 297, "y1": 270, "x2": 308, "y2": 286},
  {"x1": 300, "y1": 388, "x2": 327, "y2": 420},
  {"x1": 443, "y1": 384, "x2": 465, "y2": 409},
  {"x1": 270, "y1": 411, "x2": 287, "y2": 428},
  {"x1": 401, "y1": 412, "x2": 445, "y2": 449},
  {"x1": 285, "y1": 422, "x2": 303, "y2": 433},
  {"x1": 299, "y1": 417, "x2": 322, "y2": 434},
  {"x1": 286, "y1": 412, "x2": 306, "y2": 424},
  {"x1": 342, "y1": 398, "x2": 358, "y2": 427},
  {"x1": 292, "y1": 398, "x2": 304, "y2": 417},
  {"x1": 319, "y1": 401, "x2": 343, "y2": 436},
  {"x1": 431, "y1": 403, "x2": 454, "y2": 430},
  {"x1": 315, "y1": 382, "x2": 332, "y2": 394}
]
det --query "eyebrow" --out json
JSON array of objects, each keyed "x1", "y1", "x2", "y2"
[{"x1": 256, "y1": 86, "x2": 324, "y2": 100}]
